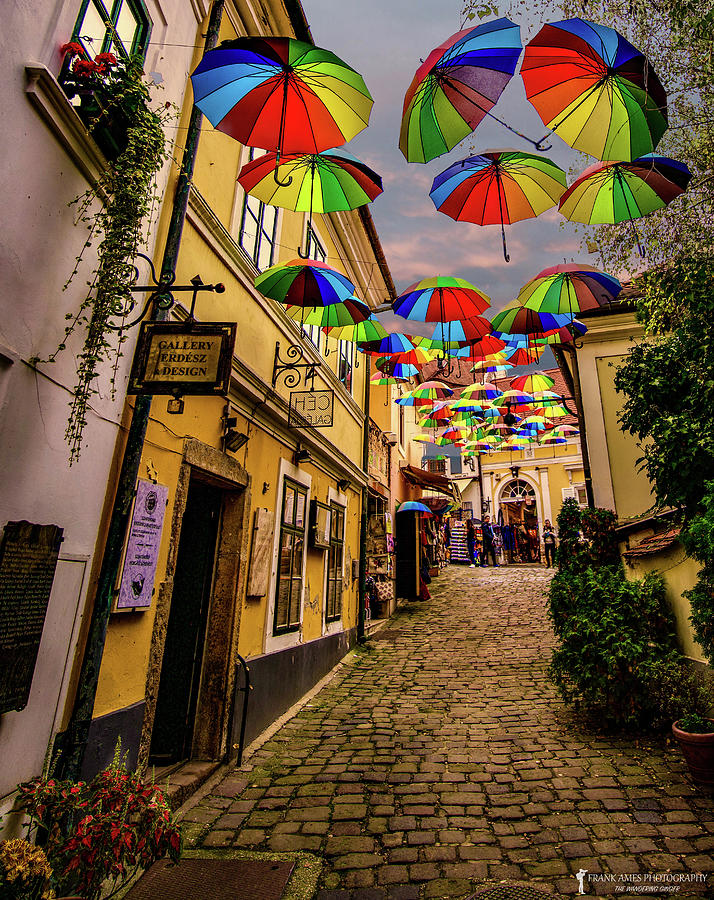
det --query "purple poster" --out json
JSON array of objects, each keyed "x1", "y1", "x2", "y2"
[{"x1": 116, "y1": 480, "x2": 169, "y2": 610}]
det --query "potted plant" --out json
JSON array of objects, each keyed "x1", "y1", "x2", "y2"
[
  {"x1": 15, "y1": 746, "x2": 181, "y2": 900},
  {"x1": 672, "y1": 712, "x2": 714, "y2": 787}
]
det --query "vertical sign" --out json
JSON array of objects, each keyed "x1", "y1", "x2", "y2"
[
  {"x1": 0, "y1": 522, "x2": 63, "y2": 713},
  {"x1": 116, "y1": 480, "x2": 169, "y2": 610}
]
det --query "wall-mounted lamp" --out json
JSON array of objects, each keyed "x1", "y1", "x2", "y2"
[
  {"x1": 222, "y1": 410, "x2": 249, "y2": 452},
  {"x1": 510, "y1": 465, "x2": 520, "y2": 478},
  {"x1": 337, "y1": 478, "x2": 350, "y2": 492},
  {"x1": 167, "y1": 396, "x2": 184, "y2": 415},
  {"x1": 262, "y1": 481, "x2": 270, "y2": 494},
  {"x1": 294, "y1": 445, "x2": 313, "y2": 465}
]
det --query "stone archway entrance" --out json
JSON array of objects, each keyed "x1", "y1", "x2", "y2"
[{"x1": 498, "y1": 478, "x2": 540, "y2": 562}]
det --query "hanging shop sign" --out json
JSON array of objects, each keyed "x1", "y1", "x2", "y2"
[
  {"x1": 0, "y1": 521, "x2": 63, "y2": 713},
  {"x1": 288, "y1": 389, "x2": 334, "y2": 428},
  {"x1": 115, "y1": 480, "x2": 169, "y2": 611},
  {"x1": 128, "y1": 321, "x2": 237, "y2": 395}
]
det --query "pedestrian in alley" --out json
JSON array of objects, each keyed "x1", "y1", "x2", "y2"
[
  {"x1": 480, "y1": 514, "x2": 499, "y2": 567},
  {"x1": 466, "y1": 518, "x2": 478, "y2": 567},
  {"x1": 542, "y1": 518, "x2": 557, "y2": 567}
]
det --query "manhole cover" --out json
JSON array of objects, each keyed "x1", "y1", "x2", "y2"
[
  {"x1": 123, "y1": 858, "x2": 295, "y2": 900},
  {"x1": 470, "y1": 885, "x2": 555, "y2": 900}
]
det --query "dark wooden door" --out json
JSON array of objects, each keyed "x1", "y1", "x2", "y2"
[
  {"x1": 395, "y1": 511, "x2": 419, "y2": 600},
  {"x1": 150, "y1": 479, "x2": 222, "y2": 763}
]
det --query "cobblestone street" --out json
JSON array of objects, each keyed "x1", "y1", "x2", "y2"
[{"x1": 181, "y1": 566, "x2": 714, "y2": 899}]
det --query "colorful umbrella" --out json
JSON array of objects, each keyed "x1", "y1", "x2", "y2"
[
  {"x1": 255, "y1": 259, "x2": 356, "y2": 307},
  {"x1": 511, "y1": 373, "x2": 555, "y2": 392},
  {"x1": 191, "y1": 38, "x2": 373, "y2": 170},
  {"x1": 393, "y1": 276, "x2": 490, "y2": 323},
  {"x1": 521, "y1": 18, "x2": 668, "y2": 161},
  {"x1": 359, "y1": 332, "x2": 417, "y2": 356},
  {"x1": 399, "y1": 18, "x2": 528, "y2": 164},
  {"x1": 518, "y1": 263, "x2": 621, "y2": 316},
  {"x1": 396, "y1": 382, "x2": 454, "y2": 405},
  {"x1": 428, "y1": 315, "x2": 493, "y2": 347},
  {"x1": 237, "y1": 147, "x2": 382, "y2": 212},
  {"x1": 371, "y1": 373, "x2": 410, "y2": 385},
  {"x1": 462, "y1": 381, "x2": 503, "y2": 402},
  {"x1": 491, "y1": 303, "x2": 573, "y2": 336},
  {"x1": 505, "y1": 346, "x2": 544, "y2": 365},
  {"x1": 559, "y1": 155, "x2": 691, "y2": 253},
  {"x1": 430, "y1": 151, "x2": 567, "y2": 261},
  {"x1": 330, "y1": 316, "x2": 388, "y2": 344},
  {"x1": 375, "y1": 357, "x2": 420, "y2": 378},
  {"x1": 500, "y1": 389, "x2": 535, "y2": 404},
  {"x1": 284, "y1": 297, "x2": 370, "y2": 327},
  {"x1": 397, "y1": 501, "x2": 433, "y2": 514}
]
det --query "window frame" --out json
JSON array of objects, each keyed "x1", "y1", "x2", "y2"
[
  {"x1": 68, "y1": 0, "x2": 151, "y2": 61},
  {"x1": 273, "y1": 477, "x2": 308, "y2": 635},
  {"x1": 238, "y1": 148, "x2": 279, "y2": 272},
  {"x1": 337, "y1": 339, "x2": 354, "y2": 393},
  {"x1": 300, "y1": 222, "x2": 327, "y2": 350},
  {"x1": 325, "y1": 501, "x2": 345, "y2": 623}
]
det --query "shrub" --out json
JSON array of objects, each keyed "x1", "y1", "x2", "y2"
[
  {"x1": 547, "y1": 501, "x2": 705, "y2": 730},
  {"x1": 680, "y1": 481, "x2": 714, "y2": 666}
]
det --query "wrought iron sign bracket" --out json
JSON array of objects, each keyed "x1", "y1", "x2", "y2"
[
  {"x1": 272, "y1": 341, "x2": 321, "y2": 390},
  {"x1": 106, "y1": 252, "x2": 225, "y2": 331}
]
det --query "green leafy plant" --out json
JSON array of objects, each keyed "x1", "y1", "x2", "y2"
[
  {"x1": 547, "y1": 501, "x2": 698, "y2": 730},
  {"x1": 16, "y1": 745, "x2": 181, "y2": 900},
  {"x1": 678, "y1": 712, "x2": 714, "y2": 734},
  {"x1": 37, "y1": 43, "x2": 173, "y2": 463},
  {"x1": 679, "y1": 482, "x2": 714, "y2": 666}
]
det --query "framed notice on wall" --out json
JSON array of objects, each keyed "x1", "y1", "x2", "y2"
[{"x1": 115, "y1": 480, "x2": 169, "y2": 610}]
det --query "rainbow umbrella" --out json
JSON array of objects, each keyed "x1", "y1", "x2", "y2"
[
  {"x1": 330, "y1": 316, "x2": 388, "y2": 343},
  {"x1": 559, "y1": 155, "x2": 691, "y2": 254},
  {"x1": 396, "y1": 381, "x2": 455, "y2": 405},
  {"x1": 284, "y1": 297, "x2": 370, "y2": 327},
  {"x1": 550, "y1": 424, "x2": 580, "y2": 435},
  {"x1": 427, "y1": 316, "x2": 493, "y2": 348},
  {"x1": 399, "y1": 18, "x2": 525, "y2": 164},
  {"x1": 462, "y1": 381, "x2": 503, "y2": 402},
  {"x1": 511, "y1": 373, "x2": 555, "y2": 393},
  {"x1": 375, "y1": 357, "x2": 420, "y2": 378},
  {"x1": 393, "y1": 276, "x2": 490, "y2": 323},
  {"x1": 521, "y1": 18, "x2": 668, "y2": 161},
  {"x1": 491, "y1": 302, "x2": 573, "y2": 336},
  {"x1": 191, "y1": 37, "x2": 373, "y2": 163},
  {"x1": 413, "y1": 433, "x2": 438, "y2": 443},
  {"x1": 397, "y1": 501, "x2": 433, "y2": 514},
  {"x1": 371, "y1": 373, "x2": 410, "y2": 385},
  {"x1": 430, "y1": 151, "x2": 567, "y2": 261},
  {"x1": 500, "y1": 389, "x2": 535, "y2": 404},
  {"x1": 540, "y1": 435, "x2": 569, "y2": 445},
  {"x1": 506, "y1": 346, "x2": 544, "y2": 365},
  {"x1": 238, "y1": 147, "x2": 382, "y2": 211},
  {"x1": 255, "y1": 259, "x2": 355, "y2": 307},
  {"x1": 359, "y1": 332, "x2": 417, "y2": 356},
  {"x1": 518, "y1": 264, "x2": 621, "y2": 316}
]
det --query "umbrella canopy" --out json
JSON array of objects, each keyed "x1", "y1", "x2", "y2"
[
  {"x1": 397, "y1": 501, "x2": 433, "y2": 514},
  {"x1": 506, "y1": 346, "x2": 544, "y2": 365},
  {"x1": 428, "y1": 316, "x2": 493, "y2": 347},
  {"x1": 371, "y1": 373, "x2": 410, "y2": 385},
  {"x1": 521, "y1": 18, "x2": 668, "y2": 161},
  {"x1": 399, "y1": 18, "x2": 523, "y2": 164},
  {"x1": 375, "y1": 356, "x2": 420, "y2": 378},
  {"x1": 396, "y1": 382, "x2": 455, "y2": 405},
  {"x1": 237, "y1": 147, "x2": 382, "y2": 212},
  {"x1": 430, "y1": 151, "x2": 567, "y2": 261},
  {"x1": 191, "y1": 37, "x2": 373, "y2": 158},
  {"x1": 330, "y1": 316, "x2": 388, "y2": 343},
  {"x1": 491, "y1": 302, "x2": 573, "y2": 336},
  {"x1": 284, "y1": 297, "x2": 370, "y2": 327},
  {"x1": 500, "y1": 389, "x2": 535, "y2": 404},
  {"x1": 511, "y1": 373, "x2": 555, "y2": 392},
  {"x1": 359, "y1": 332, "x2": 417, "y2": 355},
  {"x1": 518, "y1": 263, "x2": 621, "y2": 316},
  {"x1": 255, "y1": 259, "x2": 356, "y2": 307},
  {"x1": 393, "y1": 276, "x2": 490, "y2": 323},
  {"x1": 462, "y1": 381, "x2": 503, "y2": 402},
  {"x1": 559, "y1": 155, "x2": 691, "y2": 225}
]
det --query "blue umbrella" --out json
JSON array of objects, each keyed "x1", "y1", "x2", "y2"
[{"x1": 397, "y1": 501, "x2": 433, "y2": 514}]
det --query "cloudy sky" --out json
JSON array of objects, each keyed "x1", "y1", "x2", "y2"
[{"x1": 300, "y1": 0, "x2": 599, "y2": 327}]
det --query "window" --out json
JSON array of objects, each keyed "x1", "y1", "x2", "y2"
[
  {"x1": 300, "y1": 223, "x2": 326, "y2": 349},
  {"x1": 338, "y1": 340, "x2": 353, "y2": 392},
  {"x1": 239, "y1": 149, "x2": 278, "y2": 272},
  {"x1": 69, "y1": 0, "x2": 151, "y2": 60},
  {"x1": 274, "y1": 478, "x2": 307, "y2": 634},
  {"x1": 326, "y1": 503, "x2": 345, "y2": 622},
  {"x1": 427, "y1": 459, "x2": 447, "y2": 475},
  {"x1": 399, "y1": 405, "x2": 405, "y2": 447}
]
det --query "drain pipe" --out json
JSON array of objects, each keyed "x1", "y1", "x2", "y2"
[
  {"x1": 357, "y1": 355, "x2": 371, "y2": 642},
  {"x1": 57, "y1": 0, "x2": 226, "y2": 781}
]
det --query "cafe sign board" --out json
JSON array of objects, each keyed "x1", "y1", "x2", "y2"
[
  {"x1": 128, "y1": 321, "x2": 236, "y2": 395},
  {"x1": 288, "y1": 389, "x2": 334, "y2": 428}
]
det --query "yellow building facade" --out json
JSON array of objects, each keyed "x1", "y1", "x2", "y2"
[{"x1": 84, "y1": 0, "x2": 395, "y2": 778}]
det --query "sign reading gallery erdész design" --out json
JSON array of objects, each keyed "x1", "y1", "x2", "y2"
[
  {"x1": 128, "y1": 322, "x2": 236, "y2": 395},
  {"x1": 116, "y1": 480, "x2": 169, "y2": 610}
]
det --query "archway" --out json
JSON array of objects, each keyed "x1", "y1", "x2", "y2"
[{"x1": 496, "y1": 477, "x2": 541, "y2": 563}]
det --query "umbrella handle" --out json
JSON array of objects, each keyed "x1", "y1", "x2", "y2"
[
  {"x1": 273, "y1": 169, "x2": 293, "y2": 188},
  {"x1": 534, "y1": 137, "x2": 553, "y2": 152},
  {"x1": 297, "y1": 243, "x2": 311, "y2": 259}
]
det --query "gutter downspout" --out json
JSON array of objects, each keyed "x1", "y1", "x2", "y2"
[
  {"x1": 552, "y1": 344, "x2": 595, "y2": 509},
  {"x1": 57, "y1": 1, "x2": 226, "y2": 780},
  {"x1": 357, "y1": 355, "x2": 371, "y2": 642}
]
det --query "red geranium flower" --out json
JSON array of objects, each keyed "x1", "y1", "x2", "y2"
[
  {"x1": 60, "y1": 41, "x2": 84, "y2": 58},
  {"x1": 95, "y1": 52, "x2": 117, "y2": 67},
  {"x1": 72, "y1": 59, "x2": 98, "y2": 78}
]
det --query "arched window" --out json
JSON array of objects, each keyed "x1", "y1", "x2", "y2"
[{"x1": 502, "y1": 479, "x2": 535, "y2": 502}]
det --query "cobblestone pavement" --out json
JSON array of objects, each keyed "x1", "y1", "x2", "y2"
[{"x1": 182, "y1": 566, "x2": 714, "y2": 899}]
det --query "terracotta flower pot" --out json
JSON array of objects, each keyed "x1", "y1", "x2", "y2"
[{"x1": 672, "y1": 719, "x2": 714, "y2": 787}]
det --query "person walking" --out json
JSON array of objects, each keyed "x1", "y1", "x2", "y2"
[
  {"x1": 542, "y1": 519, "x2": 557, "y2": 567},
  {"x1": 480, "y1": 515, "x2": 499, "y2": 567},
  {"x1": 466, "y1": 518, "x2": 477, "y2": 567}
]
